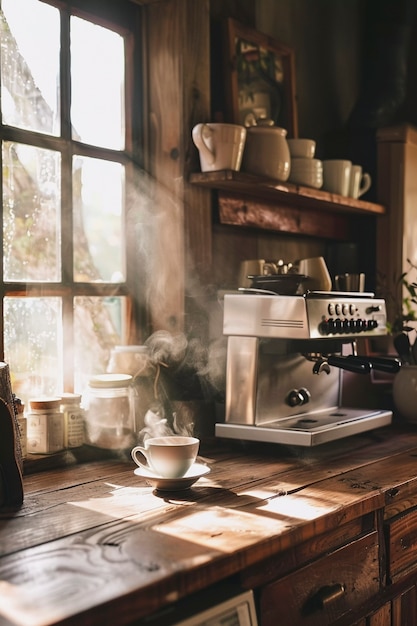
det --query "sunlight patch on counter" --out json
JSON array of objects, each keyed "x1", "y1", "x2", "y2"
[
  {"x1": 152, "y1": 506, "x2": 289, "y2": 552},
  {"x1": 67, "y1": 481, "x2": 196, "y2": 519}
]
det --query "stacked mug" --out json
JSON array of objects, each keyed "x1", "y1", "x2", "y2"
[
  {"x1": 287, "y1": 139, "x2": 323, "y2": 189},
  {"x1": 322, "y1": 160, "x2": 372, "y2": 198}
]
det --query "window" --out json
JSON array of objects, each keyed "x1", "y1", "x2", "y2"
[{"x1": 0, "y1": 0, "x2": 144, "y2": 404}]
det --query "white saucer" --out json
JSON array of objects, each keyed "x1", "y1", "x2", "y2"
[{"x1": 134, "y1": 462, "x2": 210, "y2": 491}]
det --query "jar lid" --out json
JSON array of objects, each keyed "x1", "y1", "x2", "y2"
[
  {"x1": 89, "y1": 373, "x2": 133, "y2": 388},
  {"x1": 29, "y1": 397, "x2": 62, "y2": 410},
  {"x1": 60, "y1": 392, "x2": 82, "y2": 404}
]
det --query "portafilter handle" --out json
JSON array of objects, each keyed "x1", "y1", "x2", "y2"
[
  {"x1": 326, "y1": 355, "x2": 371, "y2": 374},
  {"x1": 324, "y1": 355, "x2": 401, "y2": 375},
  {"x1": 348, "y1": 355, "x2": 401, "y2": 374}
]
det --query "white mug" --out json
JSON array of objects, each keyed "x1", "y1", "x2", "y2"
[
  {"x1": 349, "y1": 165, "x2": 372, "y2": 199},
  {"x1": 131, "y1": 435, "x2": 199, "y2": 478},
  {"x1": 322, "y1": 160, "x2": 352, "y2": 196},
  {"x1": 192, "y1": 123, "x2": 246, "y2": 172}
]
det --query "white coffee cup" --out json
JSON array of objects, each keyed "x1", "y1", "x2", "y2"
[
  {"x1": 131, "y1": 435, "x2": 200, "y2": 478},
  {"x1": 349, "y1": 165, "x2": 372, "y2": 199},
  {"x1": 322, "y1": 160, "x2": 352, "y2": 196},
  {"x1": 192, "y1": 123, "x2": 246, "y2": 172}
]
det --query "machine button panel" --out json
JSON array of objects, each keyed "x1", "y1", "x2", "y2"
[{"x1": 311, "y1": 296, "x2": 386, "y2": 338}]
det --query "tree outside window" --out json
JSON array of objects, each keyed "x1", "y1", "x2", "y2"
[{"x1": 0, "y1": 0, "x2": 143, "y2": 404}]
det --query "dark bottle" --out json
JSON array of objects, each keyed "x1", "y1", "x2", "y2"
[{"x1": 0, "y1": 362, "x2": 23, "y2": 508}]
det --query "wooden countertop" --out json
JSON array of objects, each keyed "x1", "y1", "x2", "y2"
[{"x1": 2, "y1": 425, "x2": 417, "y2": 626}]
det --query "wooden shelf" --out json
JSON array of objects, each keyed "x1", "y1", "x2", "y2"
[
  {"x1": 190, "y1": 170, "x2": 386, "y2": 239},
  {"x1": 190, "y1": 170, "x2": 386, "y2": 215}
]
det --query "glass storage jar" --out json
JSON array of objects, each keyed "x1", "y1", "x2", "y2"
[
  {"x1": 83, "y1": 373, "x2": 134, "y2": 450},
  {"x1": 107, "y1": 345, "x2": 156, "y2": 434}
]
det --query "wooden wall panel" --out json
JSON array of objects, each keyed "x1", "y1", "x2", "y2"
[{"x1": 145, "y1": 0, "x2": 211, "y2": 332}]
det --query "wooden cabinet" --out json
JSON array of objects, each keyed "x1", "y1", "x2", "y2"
[
  {"x1": 260, "y1": 532, "x2": 380, "y2": 626},
  {"x1": 236, "y1": 436, "x2": 417, "y2": 626},
  {"x1": 385, "y1": 506, "x2": 417, "y2": 584}
]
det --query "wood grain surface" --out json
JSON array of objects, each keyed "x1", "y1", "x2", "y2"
[{"x1": 1, "y1": 427, "x2": 417, "y2": 625}]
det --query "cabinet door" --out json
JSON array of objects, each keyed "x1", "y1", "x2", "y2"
[
  {"x1": 386, "y1": 507, "x2": 417, "y2": 583},
  {"x1": 392, "y1": 585, "x2": 417, "y2": 626},
  {"x1": 259, "y1": 532, "x2": 379, "y2": 626},
  {"x1": 367, "y1": 601, "x2": 391, "y2": 626}
]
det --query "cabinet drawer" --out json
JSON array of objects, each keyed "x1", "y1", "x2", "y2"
[
  {"x1": 386, "y1": 506, "x2": 417, "y2": 583},
  {"x1": 259, "y1": 531, "x2": 380, "y2": 626}
]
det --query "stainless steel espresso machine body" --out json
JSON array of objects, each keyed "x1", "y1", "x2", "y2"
[{"x1": 215, "y1": 291, "x2": 395, "y2": 446}]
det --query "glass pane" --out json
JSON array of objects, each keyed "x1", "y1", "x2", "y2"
[
  {"x1": 74, "y1": 296, "x2": 127, "y2": 393},
  {"x1": 1, "y1": 0, "x2": 60, "y2": 135},
  {"x1": 2, "y1": 141, "x2": 61, "y2": 282},
  {"x1": 71, "y1": 17, "x2": 125, "y2": 150},
  {"x1": 73, "y1": 155, "x2": 125, "y2": 282},
  {"x1": 4, "y1": 297, "x2": 63, "y2": 406}
]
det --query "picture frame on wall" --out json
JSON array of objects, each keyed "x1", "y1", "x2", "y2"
[{"x1": 222, "y1": 18, "x2": 298, "y2": 137}]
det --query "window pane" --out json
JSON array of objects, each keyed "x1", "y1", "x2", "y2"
[
  {"x1": 73, "y1": 155, "x2": 125, "y2": 282},
  {"x1": 2, "y1": 141, "x2": 61, "y2": 282},
  {"x1": 74, "y1": 296, "x2": 127, "y2": 392},
  {"x1": 4, "y1": 297, "x2": 63, "y2": 406},
  {"x1": 71, "y1": 17, "x2": 125, "y2": 150},
  {"x1": 1, "y1": 0, "x2": 60, "y2": 135}
]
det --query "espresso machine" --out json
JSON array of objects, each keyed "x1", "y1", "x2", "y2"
[{"x1": 215, "y1": 291, "x2": 399, "y2": 446}]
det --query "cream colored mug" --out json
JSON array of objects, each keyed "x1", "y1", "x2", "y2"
[
  {"x1": 241, "y1": 126, "x2": 291, "y2": 181},
  {"x1": 349, "y1": 165, "x2": 372, "y2": 199},
  {"x1": 131, "y1": 435, "x2": 199, "y2": 478},
  {"x1": 322, "y1": 160, "x2": 352, "y2": 196},
  {"x1": 192, "y1": 123, "x2": 246, "y2": 172}
]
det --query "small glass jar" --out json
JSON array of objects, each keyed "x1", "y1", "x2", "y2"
[
  {"x1": 107, "y1": 346, "x2": 156, "y2": 433},
  {"x1": 60, "y1": 393, "x2": 84, "y2": 448},
  {"x1": 27, "y1": 397, "x2": 64, "y2": 455},
  {"x1": 83, "y1": 374, "x2": 134, "y2": 450}
]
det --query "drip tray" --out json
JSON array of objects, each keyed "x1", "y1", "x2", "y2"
[{"x1": 215, "y1": 407, "x2": 392, "y2": 447}]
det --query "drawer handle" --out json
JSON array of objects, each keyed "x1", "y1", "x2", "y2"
[{"x1": 315, "y1": 583, "x2": 346, "y2": 608}]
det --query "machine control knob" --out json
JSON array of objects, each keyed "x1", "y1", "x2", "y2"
[
  {"x1": 367, "y1": 304, "x2": 382, "y2": 313},
  {"x1": 319, "y1": 320, "x2": 329, "y2": 335},
  {"x1": 286, "y1": 387, "x2": 311, "y2": 407},
  {"x1": 348, "y1": 319, "x2": 356, "y2": 331},
  {"x1": 342, "y1": 319, "x2": 350, "y2": 332}
]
